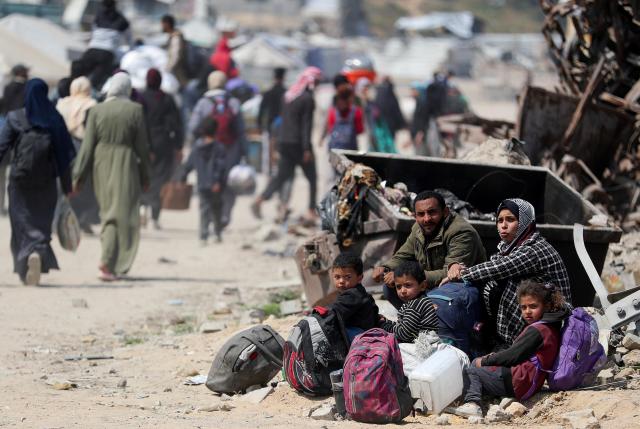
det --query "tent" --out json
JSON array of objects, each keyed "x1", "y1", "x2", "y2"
[
  {"x1": 395, "y1": 12, "x2": 475, "y2": 39},
  {"x1": 232, "y1": 35, "x2": 305, "y2": 88},
  {"x1": 0, "y1": 14, "x2": 85, "y2": 84}
]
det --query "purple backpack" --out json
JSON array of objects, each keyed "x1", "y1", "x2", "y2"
[
  {"x1": 343, "y1": 329, "x2": 414, "y2": 423},
  {"x1": 527, "y1": 308, "x2": 606, "y2": 397}
]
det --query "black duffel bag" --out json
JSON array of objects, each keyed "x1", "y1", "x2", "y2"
[{"x1": 206, "y1": 324, "x2": 284, "y2": 394}]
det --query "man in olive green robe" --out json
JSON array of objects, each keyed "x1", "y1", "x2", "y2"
[{"x1": 73, "y1": 73, "x2": 151, "y2": 280}]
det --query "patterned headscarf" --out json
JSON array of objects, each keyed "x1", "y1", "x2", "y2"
[
  {"x1": 284, "y1": 66, "x2": 322, "y2": 104},
  {"x1": 496, "y1": 198, "x2": 536, "y2": 255}
]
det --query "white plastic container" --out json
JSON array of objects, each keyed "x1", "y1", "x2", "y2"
[{"x1": 408, "y1": 348, "x2": 464, "y2": 415}]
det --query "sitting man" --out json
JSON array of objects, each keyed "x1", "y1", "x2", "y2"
[{"x1": 372, "y1": 190, "x2": 486, "y2": 309}]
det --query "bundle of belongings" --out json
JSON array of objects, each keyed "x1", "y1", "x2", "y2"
[{"x1": 319, "y1": 163, "x2": 380, "y2": 247}]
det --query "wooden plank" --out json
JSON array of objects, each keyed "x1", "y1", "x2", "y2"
[{"x1": 561, "y1": 56, "x2": 606, "y2": 151}]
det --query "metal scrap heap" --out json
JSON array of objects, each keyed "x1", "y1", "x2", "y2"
[{"x1": 539, "y1": 0, "x2": 640, "y2": 228}]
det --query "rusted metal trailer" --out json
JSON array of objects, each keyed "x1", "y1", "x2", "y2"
[{"x1": 296, "y1": 150, "x2": 622, "y2": 308}]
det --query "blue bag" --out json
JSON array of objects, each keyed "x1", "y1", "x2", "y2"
[{"x1": 427, "y1": 282, "x2": 483, "y2": 356}]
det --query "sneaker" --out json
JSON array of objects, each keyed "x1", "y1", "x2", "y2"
[
  {"x1": 250, "y1": 201, "x2": 262, "y2": 219},
  {"x1": 25, "y1": 252, "x2": 41, "y2": 286},
  {"x1": 452, "y1": 402, "x2": 482, "y2": 418},
  {"x1": 215, "y1": 233, "x2": 222, "y2": 243}
]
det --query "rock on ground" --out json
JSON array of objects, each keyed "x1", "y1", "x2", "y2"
[
  {"x1": 310, "y1": 404, "x2": 335, "y2": 421},
  {"x1": 485, "y1": 404, "x2": 510, "y2": 423},
  {"x1": 622, "y1": 333, "x2": 640, "y2": 351},
  {"x1": 622, "y1": 349, "x2": 640, "y2": 366},
  {"x1": 435, "y1": 414, "x2": 450, "y2": 425},
  {"x1": 468, "y1": 415, "x2": 484, "y2": 424},
  {"x1": 499, "y1": 397, "x2": 514, "y2": 409},
  {"x1": 560, "y1": 409, "x2": 600, "y2": 429},
  {"x1": 505, "y1": 402, "x2": 527, "y2": 418},
  {"x1": 240, "y1": 386, "x2": 273, "y2": 404}
]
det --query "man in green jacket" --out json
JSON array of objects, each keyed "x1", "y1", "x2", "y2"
[{"x1": 372, "y1": 190, "x2": 486, "y2": 308}]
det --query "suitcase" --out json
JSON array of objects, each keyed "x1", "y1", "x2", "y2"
[{"x1": 160, "y1": 182, "x2": 193, "y2": 210}]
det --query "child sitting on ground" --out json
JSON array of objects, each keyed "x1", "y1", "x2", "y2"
[
  {"x1": 454, "y1": 280, "x2": 568, "y2": 418},
  {"x1": 328, "y1": 253, "x2": 380, "y2": 341},
  {"x1": 181, "y1": 116, "x2": 226, "y2": 245},
  {"x1": 380, "y1": 260, "x2": 439, "y2": 343}
]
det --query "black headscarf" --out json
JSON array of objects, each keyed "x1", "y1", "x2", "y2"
[{"x1": 25, "y1": 79, "x2": 76, "y2": 175}]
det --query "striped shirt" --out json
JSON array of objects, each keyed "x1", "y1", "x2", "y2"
[{"x1": 381, "y1": 295, "x2": 439, "y2": 343}]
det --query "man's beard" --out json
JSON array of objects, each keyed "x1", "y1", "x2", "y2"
[{"x1": 420, "y1": 217, "x2": 444, "y2": 239}]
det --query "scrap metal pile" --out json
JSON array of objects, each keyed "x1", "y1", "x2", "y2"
[{"x1": 539, "y1": 0, "x2": 640, "y2": 229}]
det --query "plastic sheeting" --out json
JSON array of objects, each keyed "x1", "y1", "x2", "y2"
[{"x1": 395, "y1": 12, "x2": 475, "y2": 39}]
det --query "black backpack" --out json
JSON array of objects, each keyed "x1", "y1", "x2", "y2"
[
  {"x1": 282, "y1": 308, "x2": 350, "y2": 396},
  {"x1": 12, "y1": 111, "x2": 56, "y2": 187},
  {"x1": 205, "y1": 325, "x2": 284, "y2": 394}
]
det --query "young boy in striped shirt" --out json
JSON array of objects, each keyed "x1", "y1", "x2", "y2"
[{"x1": 380, "y1": 260, "x2": 439, "y2": 343}]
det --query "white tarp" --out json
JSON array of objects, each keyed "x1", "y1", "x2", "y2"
[
  {"x1": 232, "y1": 36, "x2": 305, "y2": 69},
  {"x1": 302, "y1": 0, "x2": 339, "y2": 19},
  {"x1": 182, "y1": 18, "x2": 218, "y2": 47},
  {"x1": 368, "y1": 37, "x2": 458, "y2": 84},
  {"x1": 395, "y1": 12, "x2": 475, "y2": 39},
  {"x1": 114, "y1": 46, "x2": 179, "y2": 94},
  {"x1": 0, "y1": 14, "x2": 86, "y2": 84}
]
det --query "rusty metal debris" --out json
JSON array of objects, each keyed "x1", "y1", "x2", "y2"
[{"x1": 533, "y1": 0, "x2": 640, "y2": 227}]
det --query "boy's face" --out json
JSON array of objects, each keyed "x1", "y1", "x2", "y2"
[
  {"x1": 332, "y1": 267, "x2": 363, "y2": 292},
  {"x1": 395, "y1": 274, "x2": 427, "y2": 302}
]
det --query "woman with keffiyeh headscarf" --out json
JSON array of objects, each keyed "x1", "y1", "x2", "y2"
[
  {"x1": 252, "y1": 67, "x2": 322, "y2": 221},
  {"x1": 446, "y1": 198, "x2": 571, "y2": 346},
  {"x1": 73, "y1": 72, "x2": 151, "y2": 281},
  {"x1": 140, "y1": 68, "x2": 183, "y2": 229},
  {"x1": 0, "y1": 78, "x2": 77, "y2": 285}
]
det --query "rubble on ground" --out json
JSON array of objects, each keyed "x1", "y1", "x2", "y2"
[{"x1": 462, "y1": 137, "x2": 531, "y2": 166}]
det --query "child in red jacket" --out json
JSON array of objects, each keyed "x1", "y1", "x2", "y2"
[{"x1": 454, "y1": 280, "x2": 569, "y2": 418}]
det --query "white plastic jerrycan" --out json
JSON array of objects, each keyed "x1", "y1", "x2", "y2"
[{"x1": 408, "y1": 347, "x2": 464, "y2": 415}]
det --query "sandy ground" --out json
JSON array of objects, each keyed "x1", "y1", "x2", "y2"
[{"x1": 1, "y1": 78, "x2": 639, "y2": 428}]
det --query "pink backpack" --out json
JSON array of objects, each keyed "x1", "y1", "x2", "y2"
[{"x1": 343, "y1": 328, "x2": 414, "y2": 423}]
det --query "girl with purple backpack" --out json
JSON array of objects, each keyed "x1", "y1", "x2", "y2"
[{"x1": 453, "y1": 280, "x2": 569, "y2": 418}]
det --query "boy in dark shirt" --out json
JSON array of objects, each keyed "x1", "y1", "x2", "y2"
[
  {"x1": 181, "y1": 116, "x2": 226, "y2": 244},
  {"x1": 328, "y1": 253, "x2": 380, "y2": 341}
]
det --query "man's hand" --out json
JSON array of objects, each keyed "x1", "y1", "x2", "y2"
[
  {"x1": 439, "y1": 276, "x2": 450, "y2": 287},
  {"x1": 473, "y1": 357, "x2": 483, "y2": 368},
  {"x1": 383, "y1": 271, "x2": 395, "y2": 286},
  {"x1": 143, "y1": 181, "x2": 150, "y2": 193},
  {"x1": 447, "y1": 263, "x2": 465, "y2": 282},
  {"x1": 211, "y1": 182, "x2": 221, "y2": 193},
  {"x1": 372, "y1": 266, "x2": 386, "y2": 283},
  {"x1": 303, "y1": 150, "x2": 313, "y2": 164},
  {"x1": 175, "y1": 150, "x2": 183, "y2": 163}
]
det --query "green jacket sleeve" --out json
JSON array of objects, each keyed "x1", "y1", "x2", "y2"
[
  {"x1": 72, "y1": 107, "x2": 97, "y2": 186},
  {"x1": 132, "y1": 106, "x2": 152, "y2": 186},
  {"x1": 383, "y1": 227, "x2": 417, "y2": 271},
  {"x1": 425, "y1": 229, "x2": 481, "y2": 287}
]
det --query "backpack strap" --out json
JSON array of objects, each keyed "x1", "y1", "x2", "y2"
[{"x1": 240, "y1": 333, "x2": 283, "y2": 369}]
